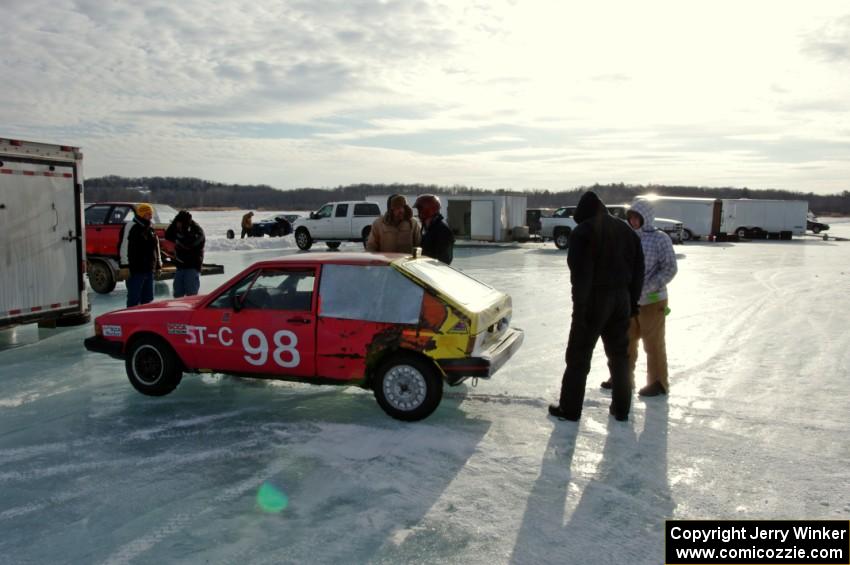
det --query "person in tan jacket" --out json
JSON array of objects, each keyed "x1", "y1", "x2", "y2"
[
  {"x1": 366, "y1": 195, "x2": 421, "y2": 253},
  {"x1": 241, "y1": 211, "x2": 254, "y2": 239}
]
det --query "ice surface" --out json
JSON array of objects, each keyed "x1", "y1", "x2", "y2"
[{"x1": 1, "y1": 214, "x2": 848, "y2": 564}]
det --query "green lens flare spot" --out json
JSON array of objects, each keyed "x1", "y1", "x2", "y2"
[{"x1": 257, "y1": 482, "x2": 288, "y2": 513}]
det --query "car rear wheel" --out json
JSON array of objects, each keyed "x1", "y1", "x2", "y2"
[
  {"x1": 553, "y1": 228, "x2": 571, "y2": 250},
  {"x1": 373, "y1": 354, "x2": 443, "y2": 421},
  {"x1": 325, "y1": 241, "x2": 341, "y2": 250},
  {"x1": 681, "y1": 229, "x2": 693, "y2": 242},
  {"x1": 88, "y1": 260, "x2": 116, "y2": 294},
  {"x1": 735, "y1": 227, "x2": 748, "y2": 239},
  {"x1": 125, "y1": 336, "x2": 182, "y2": 396},
  {"x1": 295, "y1": 228, "x2": 313, "y2": 250}
]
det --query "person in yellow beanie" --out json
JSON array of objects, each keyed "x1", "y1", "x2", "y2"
[{"x1": 119, "y1": 203, "x2": 161, "y2": 306}]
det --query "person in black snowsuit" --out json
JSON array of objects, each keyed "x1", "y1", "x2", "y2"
[
  {"x1": 164, "y1": 210, "x2": 206, "y2": 297},
  {"x1": 549, "y1": 191, "x2": 645, "y2": 422},
  {"x1": 413, "y1": 194, "x2": 455, "y2": 264},
  {"x1": 119, "y1": 203, "x2": 161, "y2": 307}
]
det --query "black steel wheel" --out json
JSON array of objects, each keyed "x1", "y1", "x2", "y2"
[{"x1": 125, "y1": 336, "x2": 182, "y2": 396}]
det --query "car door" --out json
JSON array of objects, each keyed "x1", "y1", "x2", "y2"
[
  {"x1": 188, "y1": 267, "x2": 317, "y2": 376},
  {"x1": 310, "y1": 204, "x2": 334, "y2": 238},
  {"x1": 84, "y1": 204, "x2": 112, "y2": 256},
  {"x1": 332, "y1": 203, "x2": 349, "y2": 238}
]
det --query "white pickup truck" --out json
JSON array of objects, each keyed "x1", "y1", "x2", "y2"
[
  {"x1": 293, "y1": 201, "x2": 382, "y2": 250},
  {"x1": 539, "y1": 207, "x2": 578, "y2": 249},
  {"x1": 540, "y1": 204, "x2": 685, "y2": 249}
]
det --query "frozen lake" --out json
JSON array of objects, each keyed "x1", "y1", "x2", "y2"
[{"x1": 1, "y1": 212, "x2": 849, "y2": 564}]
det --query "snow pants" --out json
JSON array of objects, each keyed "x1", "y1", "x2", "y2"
[
  {"x1": 628, "y1": 299, "x2": 669, "y2": 390},
  {"x1": 558, "y1": 287, "x2": 632, "y2": 419}
]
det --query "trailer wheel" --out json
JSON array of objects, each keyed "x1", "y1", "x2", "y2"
[
  {"x1": 373, "y1": 354, "x2": 443, "y2": 421},
  {"x1": 295, "y1": 228, "x2": 313, "y2": 250},
  {"x1": 553, "y1": 228, "x2": 571, "y2": 250},
  {"x1": 735, "y1": 227, "x2": 748, "y2": 239},
  {"x1": 89, "y1": 260, "x2": 116, "y2": 294},
  {"x1": 126, "y1": 336, "x2": 182, "y2": 396}
]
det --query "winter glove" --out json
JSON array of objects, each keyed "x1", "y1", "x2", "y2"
[
  {"x1": 118, "y1": 268, "x2": 130, "y2": 281},
  {"x1": 647, "y1": 292, "x2": 660, "y2": 303}
]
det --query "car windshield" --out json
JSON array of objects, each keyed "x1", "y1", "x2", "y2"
[{"x1": 397, "y1": 258, "x2": 501, "y2": 309}]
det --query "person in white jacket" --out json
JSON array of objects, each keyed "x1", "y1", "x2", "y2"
[{"x1": 602, "y1": 198, "x2": 678, "y2": 396}]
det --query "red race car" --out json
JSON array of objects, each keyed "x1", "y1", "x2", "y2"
[{"x1": 84, "y1": 252, "x2": 524, "y2": 421}]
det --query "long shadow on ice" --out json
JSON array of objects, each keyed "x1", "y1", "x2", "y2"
[{"x1": 510, "y1": 402, "x2": 674, "y2": 565}]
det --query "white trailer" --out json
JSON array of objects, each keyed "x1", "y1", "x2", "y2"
[
  {"x1": 0, "y1": 137, "x2": 90, "y2": 329},
  {"x1": 720, "y1": 199, "x2": 807, "y2": 240},
  {"x1": 633, "y1": 195, "x2": 720, "y2": 241}
]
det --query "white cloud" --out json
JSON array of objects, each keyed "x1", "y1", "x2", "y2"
[{"x1": 2, "y1": 0, "x2": 850, "y2": 193}]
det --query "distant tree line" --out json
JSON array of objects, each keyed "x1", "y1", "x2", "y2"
[{"x1": 84, "y1": 175, "x2": 850, "y2": 215}]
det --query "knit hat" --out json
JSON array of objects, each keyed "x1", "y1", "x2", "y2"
[{"x1": 136, "y1": 203, "x2": 154, "y2": 217}]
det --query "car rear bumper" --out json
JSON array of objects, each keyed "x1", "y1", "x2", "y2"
[
  {"x1": 84, "y1": 336, "x2": 124, "y2": 359},
  {"x1": 437, "y1": 327, "x2": 524, "y2": 380}
]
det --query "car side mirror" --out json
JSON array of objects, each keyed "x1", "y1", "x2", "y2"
[
  {"x1": 310, "y1": 212, "x2": 317, "y2": 219},
  {"x1": 232, "y1": 291, "x2": 243, "y2": 313}
]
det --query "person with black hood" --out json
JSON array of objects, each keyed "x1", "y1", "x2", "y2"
[
  {"x1": 549, "y1": 191, "x2": 645, "y2": 422},
  {"x1": 119, "y1": 203, "x2": 162, "y2": 307},
  {"x1": 165, "y1": 210, "x2": 206, "y2": 298}
]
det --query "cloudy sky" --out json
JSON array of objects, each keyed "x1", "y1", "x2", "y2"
[{"x1": 4, "y1": 1, "x2": 850, "y2": 194}]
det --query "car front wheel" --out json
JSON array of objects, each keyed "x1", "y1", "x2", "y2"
[
  {"x1": 373, "y1": 354, "x2": 443, "y2": 421},
  {"x1": 295, "y1": 228, "x2": 313, "y2": 250},
  {"x1": 125, "y1": 336, "x2": 182, "y2": 396}
]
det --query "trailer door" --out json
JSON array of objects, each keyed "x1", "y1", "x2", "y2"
[
  {"x1": 471, "y1": 200, "x2": 494, "y2": 241},
  {"x1": 0, "y1": 160, "x2": 82, "y2": 319}
]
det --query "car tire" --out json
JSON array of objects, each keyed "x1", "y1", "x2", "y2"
[
  {"x1": 373, "y1": 354, "x2": 443, "y2": 421},
  {"x1": 735, "y1": 227, "x2": 748, "y2": 239},
  {"x1": 89, "y1": 260, "x2": 116, "y2": 294},
  {"x1": 295, "y1": 228, "x2": 313, "y2": 250},
  {"x1": 681, "y1": 229, "x2": 693, "y2": 242},
  {"x1": 812, "y1": 226, "x2": 821, "y2": 234},
  {"x1": 125, "y1": 336, "x2": 182, "y2": 397},
  {"x1": 226, "y1": 229, "x2": 235, "y2": 239},
  {"x1": 362, "y1": 226, "x2": 371, "y2": 249},
  {"x1": 325, "y1": 241, "x2": 341, "y2": 250},
  {"x1": 553, "y1": 228, "x2": 571, "y2": 250}
]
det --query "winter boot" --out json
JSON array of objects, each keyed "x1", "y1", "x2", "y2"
[
  {"x1": 638, "y1": 382, "x2": 667, "y2": 397},
  {"x1": 609, "y1": 405, "x2": 628, "y2": 422},
  {"x1": 548, "y1": 404, "x2": 580, "y2": 421},
  {"x1": 600, "y1": 379, "x2": 612, "y2": 390}
]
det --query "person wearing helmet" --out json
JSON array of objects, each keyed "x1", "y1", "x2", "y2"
[{"x1": 413, "y1": 194, "x2": 454, "y2": 264}]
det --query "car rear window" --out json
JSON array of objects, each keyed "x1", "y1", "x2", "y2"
[
  {"x1": 398, "y1": 259, "x2": 501, "y2": 309},
  {"x1": 319, "y1": 265, "x2": 422, "y2": 324}
]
